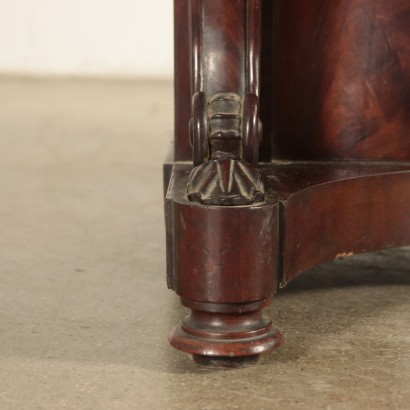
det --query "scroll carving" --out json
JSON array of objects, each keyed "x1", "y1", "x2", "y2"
[{"x1": 187, "y1": 0, "x2": 265, "y2": 206}]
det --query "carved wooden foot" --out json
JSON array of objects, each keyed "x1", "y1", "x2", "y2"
[
  {"x1": 165, "y1": 162, "x2": 283, "y2": 366},
  {"x1": 170, "y1": 305, "x2": 283, "y2": 367}
]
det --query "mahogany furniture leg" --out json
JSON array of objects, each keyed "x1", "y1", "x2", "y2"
[
  {"x1": 166, "y1": 0, "x2": 410, "y2": 366},
  {"x1": 166, "y1": 0, "x2": 284, "y2": 367}
]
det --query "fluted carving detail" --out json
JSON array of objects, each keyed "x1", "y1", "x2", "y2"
[{"x1": 187, "y1": 0, "x2": 264, "y2": 206}]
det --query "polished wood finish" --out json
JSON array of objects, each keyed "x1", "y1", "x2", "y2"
[
  {"x1": 264, "y1": 161, "x2": 410, "y2": 283},
  {"x1": 166, "y1": 0, "x2": 410, "y2": 366},
  {"x1": 266, "y1": 0, "x2": 410, "y2": 160}
]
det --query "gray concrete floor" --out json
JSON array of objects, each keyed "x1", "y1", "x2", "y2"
[{"x1": 0, "y1": 77, "x2": 409, "y2": 409}]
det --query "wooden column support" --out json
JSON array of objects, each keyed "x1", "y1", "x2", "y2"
[
  {"x1": 167, "y1": 0, "x2": 283, "y2": 366},
  {"x1": 187, "y1": 0, "x2": 264, "y2": 206}
]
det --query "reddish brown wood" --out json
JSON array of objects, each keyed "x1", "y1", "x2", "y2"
[
  {"x1": 166, "y1": 0, "x2": 410, "y2": 366},
  {"x1": 166, "y1": 164, "x2": 283, "y2": 364},
  {"x1": 170, "y1": 168, "x2": 278, "y2": 302},
  {"x1": 266, "y1": 0, "x2": 410, "y2": 160},
  {"x1": 168, "y1": 0, "x2": 284, "y2": 366},
  {"x1": 263, "y1": 162, "x2": 410, "y2": 284},
  {"x1": 186, "y1": 0, "x2": 265, "y2": 208}
]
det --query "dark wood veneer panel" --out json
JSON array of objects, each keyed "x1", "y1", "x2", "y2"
[
  {"x1": 282, "y1": 170, "x2": 410, "y2": 282},
  {"x1": 262, "y1": 0, "x2": 410, "y2": 161}
]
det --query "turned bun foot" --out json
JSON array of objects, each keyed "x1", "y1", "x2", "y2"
[{"x1": 169, "y1": 309, "x2": 284, "y2": 367}]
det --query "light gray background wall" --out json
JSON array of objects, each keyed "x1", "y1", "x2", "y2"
[{"x1": 0, "y1": 0, "x2": 174, "y2": 78}]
